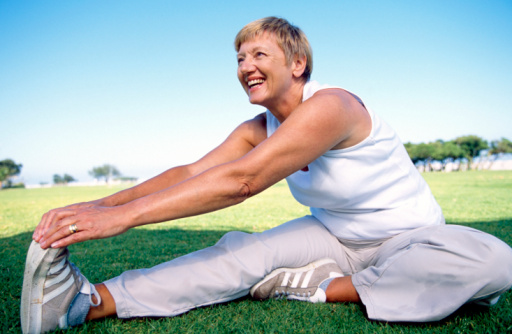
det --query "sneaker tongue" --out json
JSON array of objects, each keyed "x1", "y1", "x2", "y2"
[
  {"x1": 67, "y1": 293, "x2": 91, "y2": 327},
  {"x1": 78, "y1": 276, "x2": 89, "y2": 294},
  {"x1": 319, "y1": 277, "x2": 336, "y2": 292}
]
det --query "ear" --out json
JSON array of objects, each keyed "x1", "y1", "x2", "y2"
[{"x1": 292, "y1": 54, "x2": 307, "y2": 79}]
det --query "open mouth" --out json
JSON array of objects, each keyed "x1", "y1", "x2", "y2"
[{"x1": 247, "y1": 78, "x2": 265, "y2": 89}]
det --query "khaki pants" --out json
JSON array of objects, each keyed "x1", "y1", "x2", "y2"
[{"x1": 105, "y1": 216, "x2": 512, "y2": 322}]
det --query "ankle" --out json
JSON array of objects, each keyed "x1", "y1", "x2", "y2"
[
  {"x1": 86, "y1": 284, "x2": 116, "y2": 320},
  {"x1": 325, "y1": 276, "x2": 361, "y2": 303}
]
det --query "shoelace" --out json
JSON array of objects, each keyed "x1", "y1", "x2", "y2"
[
  {"x1": 69, "y1": 263, "x2": 102, "y2": 306},
  {"x1": 89, "y1": 283, "x2": 102, "y2": 307},
  {"x1": 275, "y1": 290, "x2": 312, "y2": 299}
]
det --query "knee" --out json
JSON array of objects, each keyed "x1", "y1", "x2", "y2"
[
  {"x1": 472, "y1": 235, "x2": 512, "y2": 296},
  {"x1": 212, "y1": 231, "x2": 272, "y2": 279},
  {"x1": 489, "y1": 241, "x2": 512, "y2": 280},
  {"x1": 442, "y1": 226, "x2": 512, "y2": 274},
  {"x1": 215, "y1": 231, "x2": 260, "y2": 253},
  {"x1": 433, "y1": 227, "x2": 512, "y2": 288}
]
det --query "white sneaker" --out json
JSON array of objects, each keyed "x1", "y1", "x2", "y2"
[
  {"x1": 20, "y1": 241, "x2": 101, "y2": 333},
  {"x1": 250, "y1": 258, "x2": 344, "y2": 303}
]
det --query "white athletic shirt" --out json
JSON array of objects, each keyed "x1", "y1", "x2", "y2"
[{"x1": 266, "y1": 81, "x2": 445, "y2": 240}]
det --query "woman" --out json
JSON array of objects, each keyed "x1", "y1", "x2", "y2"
[{"x1": 21, "y1": 17, "x2": 512, "y2": 333}]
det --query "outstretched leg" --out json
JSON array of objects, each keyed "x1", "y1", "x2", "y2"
[{"x1": 103, "y1": 215, "x2": 347, "y2": 319}]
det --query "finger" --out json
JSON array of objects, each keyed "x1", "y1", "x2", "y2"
[
  {"x1": 49, "y1": 219, "x2": 94, "y2": 249},
  {"x1": 40, "y1": 210, "x2": 76, "y2": 238},
  {"x1": 34, "y1": 208, "x2": 58, "y2": 237},
  {"x1": 50, "y1": 229, "x2": 86, "y2": 249},
  {"x1": 33, "y1": 212, "x2": 50, "y2": 241},
  {"x1": 39, "y1": 215, "x2": 79, "y2": 248},
  {"x1": 34, "y1": 209, "x2": 62, "y2": 241}
]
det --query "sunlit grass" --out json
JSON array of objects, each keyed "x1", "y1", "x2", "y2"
[{"x1": 1, "y1": 171, "x2": 511, "y2": 333}]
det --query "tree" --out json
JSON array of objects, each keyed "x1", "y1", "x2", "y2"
[
  {"x1": 63, "y1": 174, "x2": 76, "y2": 183},
  {"x1": 404, "y1": 142, "x2": 440, "y2": 170},
  {"x1": 53, "y1": 173, "x2": 76, "y2": 185},
  {"x1": 89, "y1": 164, "x2": 121, "y2": 183},
  {"x1": 490, "y1": 138, "x2": 512, "y2": 154},
  {"x1": 405, "y1": 139, "x2": 470, "y2": 172},
  {"x1": 429, "y1": 140, "x2": 446, "y2": 162},
  {"x1": 453, "y1": 135, "x2": 488, "y2": 170},
  {"x1": 437, "y1": 141, "x2": 465, "y2": 170},
  {"x1": 405, "y1": 142, "x2": 433, "y2": 164},
  {"x1": 0, "y1": 159, "x2": 23, "y2": 189},
  {"x1": 53, "y1": 174, "x2": 63, "y2": 184},
  {"x1": 441, "y1": 141, "x2": 465, "y2": 160}
]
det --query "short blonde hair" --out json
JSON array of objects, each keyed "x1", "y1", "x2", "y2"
[{"x1": 234, "y1": 17, "x2": 312, "y2": 82}]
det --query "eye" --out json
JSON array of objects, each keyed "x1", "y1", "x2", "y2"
[
  {"x1": 237, "y1": 56, "x2": 245, "y2": 65},
  {"x1": 255, "y1": 52, "x2": 266, "y2": 58}
]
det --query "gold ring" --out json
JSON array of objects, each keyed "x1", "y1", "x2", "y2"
[{"x1": 69, "y1": 224, "x2": 78, "y2": 234}]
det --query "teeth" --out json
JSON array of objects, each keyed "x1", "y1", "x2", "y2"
[{"x1": 248, "y1": 79, "x2": 265, "y2": 87}]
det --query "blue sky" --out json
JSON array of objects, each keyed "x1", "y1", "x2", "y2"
[{"x1": 1, "y1": 1, "x2": 511, "y2": 185}]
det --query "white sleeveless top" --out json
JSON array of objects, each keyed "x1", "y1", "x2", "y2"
[{"x1": 266, "y1": 81, "x2": 444, "y2": 240}]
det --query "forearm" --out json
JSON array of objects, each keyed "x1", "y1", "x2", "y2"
[
  {"x1": 97, "y1": 165, "x2": 194, "y2": 207},
  {"x1": 122, "y1": 164, "x2": 255, "y2": 228}
]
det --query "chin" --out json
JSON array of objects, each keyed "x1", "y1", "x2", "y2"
[
  {"x1": 249, "y1": 99, "x2": 268, "y2": 109},
  {"x1": 248, "y1": 95, "x2": 263, "y2": 106}
]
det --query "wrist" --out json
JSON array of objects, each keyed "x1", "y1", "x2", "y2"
[
  {"x1": 121, "y1": 201, "x2": 145, "y2": 229},
  {"x1": 96, "y1": 195, "x2": 120, "y2": 207}
]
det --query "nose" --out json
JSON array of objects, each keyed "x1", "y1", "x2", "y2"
[{"x1": 238, "y1": 57, "x2": 256, "y2": 76}]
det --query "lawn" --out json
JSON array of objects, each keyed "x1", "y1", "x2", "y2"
[{"x1": 1, "y1": 170, "x2": 511, "y2": 333}]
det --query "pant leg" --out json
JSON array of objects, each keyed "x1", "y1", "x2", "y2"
[
  {"x1": 352, "y1": 225, "x2": 512, "y2": 322},
  {"x1": 104, "y1": 215, "x2": 346, "y2": 318}
]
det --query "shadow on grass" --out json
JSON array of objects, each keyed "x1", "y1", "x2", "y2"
[
  {"x1": 0, "y1": 227, "x2": 232, "y2": 333},
  {"x1": 2, "y1": 220, "x2": 511, "y2": 333},
  {"x1": 450, "y1": 218, "x2": 512, "y2": 245}
]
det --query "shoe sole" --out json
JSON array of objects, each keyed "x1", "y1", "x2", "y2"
[
  {"x1": 249, "y1": 258, "x2": 337, "y2": 298},
  {"x1": 20, "y1": 240, "x2": 60, "y2": 334}
]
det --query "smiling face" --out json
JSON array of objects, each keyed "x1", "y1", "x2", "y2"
[{"x1": 237, "y1": 33, "x2": 305, "y2": 113}]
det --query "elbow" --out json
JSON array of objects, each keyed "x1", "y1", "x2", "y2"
[
  {"x1": 232, "y1": 182, "x2": 252, "y2": 204},
  {"x1": 233, "y1": 179, "x2": 263, "y2": 204},
  {"x1": 238, "y1": 182, "x2": 252, "y2": 200},
  {"x1": 222, "y1": 161, "x2": 269, "y2": 204}
]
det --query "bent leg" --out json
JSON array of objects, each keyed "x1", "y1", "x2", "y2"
[
  {"x1": 103, "y1": 216, "x2": 346, "y2": 318},
  {"x1": 352, "y1": 225, "x2": 512, "y2": 322}
]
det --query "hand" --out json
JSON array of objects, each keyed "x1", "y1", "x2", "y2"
[
  {"x1": 33, "y1": 200, "x2": 101, "y2": 243},
  {"x1": 36, "y1": 205, "x2": 130, "y2": 249}
]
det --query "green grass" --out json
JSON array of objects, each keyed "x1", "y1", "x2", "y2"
[{"x1": 1, "y1": 171, "x2": 512, "y2": 333}]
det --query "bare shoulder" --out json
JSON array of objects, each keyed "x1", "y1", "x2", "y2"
[
  {"x1": 243, "y1": 112, "x2": 266, "y2": 128},
  {"x1": 309, "y1": 88, "x2": 363, "y2": 109},
  {"x1": 233, "y1": 112, "x2": 267, "y2": 147},
  {"x1": 188, "y1": 113, "x2": 268, "y2": 175},
  {"x1": 301, "y1": 88, "x2": 371, "y2": 150},
  {"x1": 244, "y1": 112, "x2": 266, "y2": 128}
]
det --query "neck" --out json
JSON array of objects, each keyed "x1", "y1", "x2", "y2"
[{"x1": 269, "y1": 80, "x2": 305, "y2": 123}]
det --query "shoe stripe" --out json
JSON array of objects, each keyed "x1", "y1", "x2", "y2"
[
  {"x1": 59, "y1": 314, "x2": 68, "y2": 329},
  {"x1": 45, "y1": 265, "x2": 71, "y2": 289},
  {"x1": 291, "y1": 272, "x2": 302, "y2": 288},
  {"x1": 301, "y1": 269, "x2": 314, "y2": 288},
  {"x1": 281, "y1": 272, "x2": 291, "y2": 287},
  {"x1": 48, "y1": 257, "x2": 66, "y2": 275},
  {"x1": 43, "y1": 274, "x2": 74, "y2": 305}
]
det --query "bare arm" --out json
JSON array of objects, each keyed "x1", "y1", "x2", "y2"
[
  {"x1": 126, "y1": 89, "x2": 371, "y2": 225},
  {"x1": 35, "y1": 114, "x2": 267, "y2": 245},
  {"x1": 39, "y1": 89, "x2": 370, "y2": 248},
  {"x1": 97, "y1": 114, "x2": 267, "y2": 207}
]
